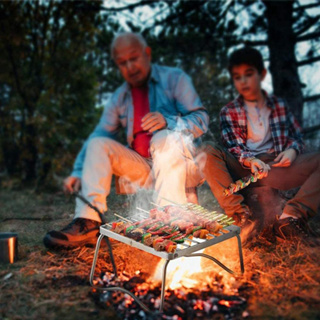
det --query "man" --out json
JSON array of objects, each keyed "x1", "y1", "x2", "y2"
[{"x1": 43, "y1": 32, "x2": 209, "y2": 249}]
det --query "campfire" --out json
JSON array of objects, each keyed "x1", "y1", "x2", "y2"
[{"x1": 89, "y1": 202, "x2": 247, "y2": 319}]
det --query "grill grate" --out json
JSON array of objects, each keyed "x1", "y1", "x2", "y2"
[{"x1": 100, "y1": 219, "x2": 240, "y2": 260}]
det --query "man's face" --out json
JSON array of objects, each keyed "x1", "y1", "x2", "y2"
[
  {"x1": 231, "y1": 64, "x2": 266, "y2": 100},
  {"x1": 113, "y1": 39, "x2": 151, "y2": 87}
]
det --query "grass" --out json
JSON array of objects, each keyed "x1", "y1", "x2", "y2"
[{"x1": 0, "y1": 185, "x2": 319, "y2": 320}]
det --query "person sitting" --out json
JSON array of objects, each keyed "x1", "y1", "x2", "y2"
[
  {"x1": 198, "y1": 46, "x2": 320, "y2": 243},
  {"x1": 43, "y1": 32, "x2": 208, "y2": 249}
]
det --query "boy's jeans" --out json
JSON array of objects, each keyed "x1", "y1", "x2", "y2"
[
  {"x1": 75, "y1": 130, "x2": 201, "y2": 222},
  {"x1": 198, "y1": 142, "x2": 320, "y2": 220}
]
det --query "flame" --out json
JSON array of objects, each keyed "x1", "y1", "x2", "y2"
[
  {"x1": 151, "y1": 237, "x2": 242, "y2": 293},
  {"x1": 153, "y1": 252, "x2": 205, "y2": 290}
]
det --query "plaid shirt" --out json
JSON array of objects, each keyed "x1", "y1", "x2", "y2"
[{"x1": 220, "y1": 91, "x2": 304, "y2": 165}]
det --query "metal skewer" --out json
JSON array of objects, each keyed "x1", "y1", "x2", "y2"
[
  {"x1": 150, "y1": 202, "x2": 160, "y2": 207},
  {"x1": 136, "y1": 207, "x2": 149, "y2": 214},
  {"x1": 113, "y1": 213, "x2": 132, "y2": 223},
  {"x1": 157, "y1": 196, "x2": 235, "y2": 226}
]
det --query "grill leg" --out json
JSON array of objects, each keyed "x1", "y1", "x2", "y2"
[
  {"x1": 186, "y1": 253, "x2": 236, "y2": 274},
  {"x1": 89, "y1": 234, "x2": 105, "y2": 286},
  {"x1": 236, "y1": 234, "x2": 245, "y2": 274},
  {"x1": 105, "y1": 236, "x2": 117, "y2": 277},
  {"x1": 89, "y1": 235, "x2": 118, "y2": 286},
  {"x1": 159, "y1": 260, "x2": 170, "y2": 313}
]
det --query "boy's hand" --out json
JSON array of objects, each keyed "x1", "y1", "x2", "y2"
[
  {"x1": 272, "y1": 149, "x2": 297, "y2": 167},
  {"x1": 141, "y1": 112, "x2": 167, "y2": 133},
  {"x1": 63, "y1": 176, "x2": 81, "y2": 194},
  {"x1": 244, "y1": 158, "x2": 271, "y2": 178}
]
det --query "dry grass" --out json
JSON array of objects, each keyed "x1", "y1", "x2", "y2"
[
  {"x1": 0, "y1": 186, "x2": 319, "y2": 320},
  {"x1": 241, "y1": 241, "x2": 320, "y2": 319}
]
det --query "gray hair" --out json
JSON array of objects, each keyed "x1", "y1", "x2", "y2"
[{"x1": 110, "y1": 32, "x2": 148, "y2": 59}]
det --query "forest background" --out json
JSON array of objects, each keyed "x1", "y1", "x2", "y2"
[{"x1": 0, "y1": 0, "x2": 320, "y2": 189}]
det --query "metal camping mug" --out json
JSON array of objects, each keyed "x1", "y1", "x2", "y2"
[{"x1": 0, "y1": 233, "x2": 18, "y2": 264}]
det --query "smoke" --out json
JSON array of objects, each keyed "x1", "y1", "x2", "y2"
[
  {"x1": 123, "y1": 126, "x2": 204, "y2": 216},
  {"x1": 240, "y1": 221, "x2": 258, "y2": 246},
  {"x1": 120, "y1": 122, "x2": 217, "y2": 218}
]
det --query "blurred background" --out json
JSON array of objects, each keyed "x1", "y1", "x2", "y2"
[{"x1": 0, "y1": 0, "x2": 319, "y2": 191}]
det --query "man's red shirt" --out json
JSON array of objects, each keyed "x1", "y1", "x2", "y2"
[{"x1": 131, "y1": 85, "x2": 152, "y2": 158}]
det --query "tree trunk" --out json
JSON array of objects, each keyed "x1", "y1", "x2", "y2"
[
  {"x1": 264, "y1": 0, "x2": 304, "y2": 124},
  {"x1": 0, "y1": 129, "x2": 21, "y2": 176},
  {"x1": 21, "y1": 107, "x2": 38, "y2": 182}
]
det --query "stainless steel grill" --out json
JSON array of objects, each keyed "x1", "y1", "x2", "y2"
[{"x1": 89, "y1": 205, "x2": 244, "y2": 312}]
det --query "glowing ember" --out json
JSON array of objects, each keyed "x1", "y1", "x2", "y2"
[
  {"x1": 92, "y1": 269, "x2": 247, "y2": 319},
  {"x1": 193, "y1": 299, "x2": 204, "y2": 310},
  {"x1": 219, "y1": 299, "x2": 232, "y2": 307}
]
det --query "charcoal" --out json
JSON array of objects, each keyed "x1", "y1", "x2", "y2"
[{"x1": 91, "y1": 272, "x2": 247, "y2": 320}]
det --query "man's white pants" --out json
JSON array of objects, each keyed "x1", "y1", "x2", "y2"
[{"x1": 75, "y1": 130, "x2": 200, "y2": 222}]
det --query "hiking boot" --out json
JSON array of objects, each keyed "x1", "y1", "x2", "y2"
[
  {"x1": 43, "y1": 218, "x2": 101, "y2": 249},
  {"x1": 273, "y1": 216, "x2": 318, "y2": 245}
]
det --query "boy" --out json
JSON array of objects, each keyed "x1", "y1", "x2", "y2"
[{"x1": 199, "y1": 46, "x2": 320, "y2": 243}]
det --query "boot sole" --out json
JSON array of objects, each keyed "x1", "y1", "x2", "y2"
[{"x1": 43, "y1": 233, "x2": 100, "y2": 250}]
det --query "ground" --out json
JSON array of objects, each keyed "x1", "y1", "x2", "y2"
[{"x1": 0, "y1": 184, "x2": 319, "y2": 320}]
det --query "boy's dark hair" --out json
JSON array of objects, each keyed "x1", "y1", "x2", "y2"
[{"x1": 228, "y1": 47, "x2": 265, "y2": 74}]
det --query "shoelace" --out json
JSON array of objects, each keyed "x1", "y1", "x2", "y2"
[
  {"x1": 290, "y1": 219, "x2": 309, "y2": 237},
  {"x1": 294, "y1": 219, "x2": 319, "y2": 237},
  {"x1": 61, "y1": 218, "x2": 89, "y2": 233}
]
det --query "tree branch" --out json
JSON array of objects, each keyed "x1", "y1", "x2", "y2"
[
  {"x1": 303, "y1": 124, "x2": 320, "y2": 134},
  {"x1": 2, "y1": 37, "x2": 29, "y2": 110},
  {"x1": 145, "y1": 1, "x2": 206, "y2": 32},
  {"x1": 50, "y1": 0, "x2": 63, "y2": 57},
  {"x1": 96, "y1": 0, "x2": 159, "y2": 12},
  {"x1": 294, "y1": 15, "x2": 320, "y2": 36},
  {"x1": 293, "y1": 2, "x2": 320, "y2": 11},
  {"x1": 298, "y1": 55, "x2": 320, "y2": 66},
  {"x1": 241, "y1": 39, "x2": 268, "y2": 46},
  {"x1": 304, "y1": 94, "x2": 320, "y2": 102},
  {"x1": 297, "y1": 31, "x2": 320, "y2": 42}
]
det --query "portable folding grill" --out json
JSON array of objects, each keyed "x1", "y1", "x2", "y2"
[{"x1": 89, "y1": 204, "x2": 244, "y2": 312}]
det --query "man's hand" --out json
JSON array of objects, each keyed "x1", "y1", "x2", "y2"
[
  {"x1": 272, "y1": 149, "x2": 297, "y2": 168},
  {"x1": 63, "y1": 176, "x2": 81, "y2": 194},
  {"x1": 244, "y1": 157, "x2": 271, "y2": 178},
  {"x1": 141, "y1": 112, "x2": 167, "y2": 133}
]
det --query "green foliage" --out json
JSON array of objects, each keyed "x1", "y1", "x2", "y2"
[{"x1": 0, "y1": 0, "x2": 116, "y2": 186}]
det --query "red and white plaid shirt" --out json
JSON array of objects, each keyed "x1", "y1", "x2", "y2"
[{"x1": 220, "y1": 91, "x2": 304, "y2": 165}]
